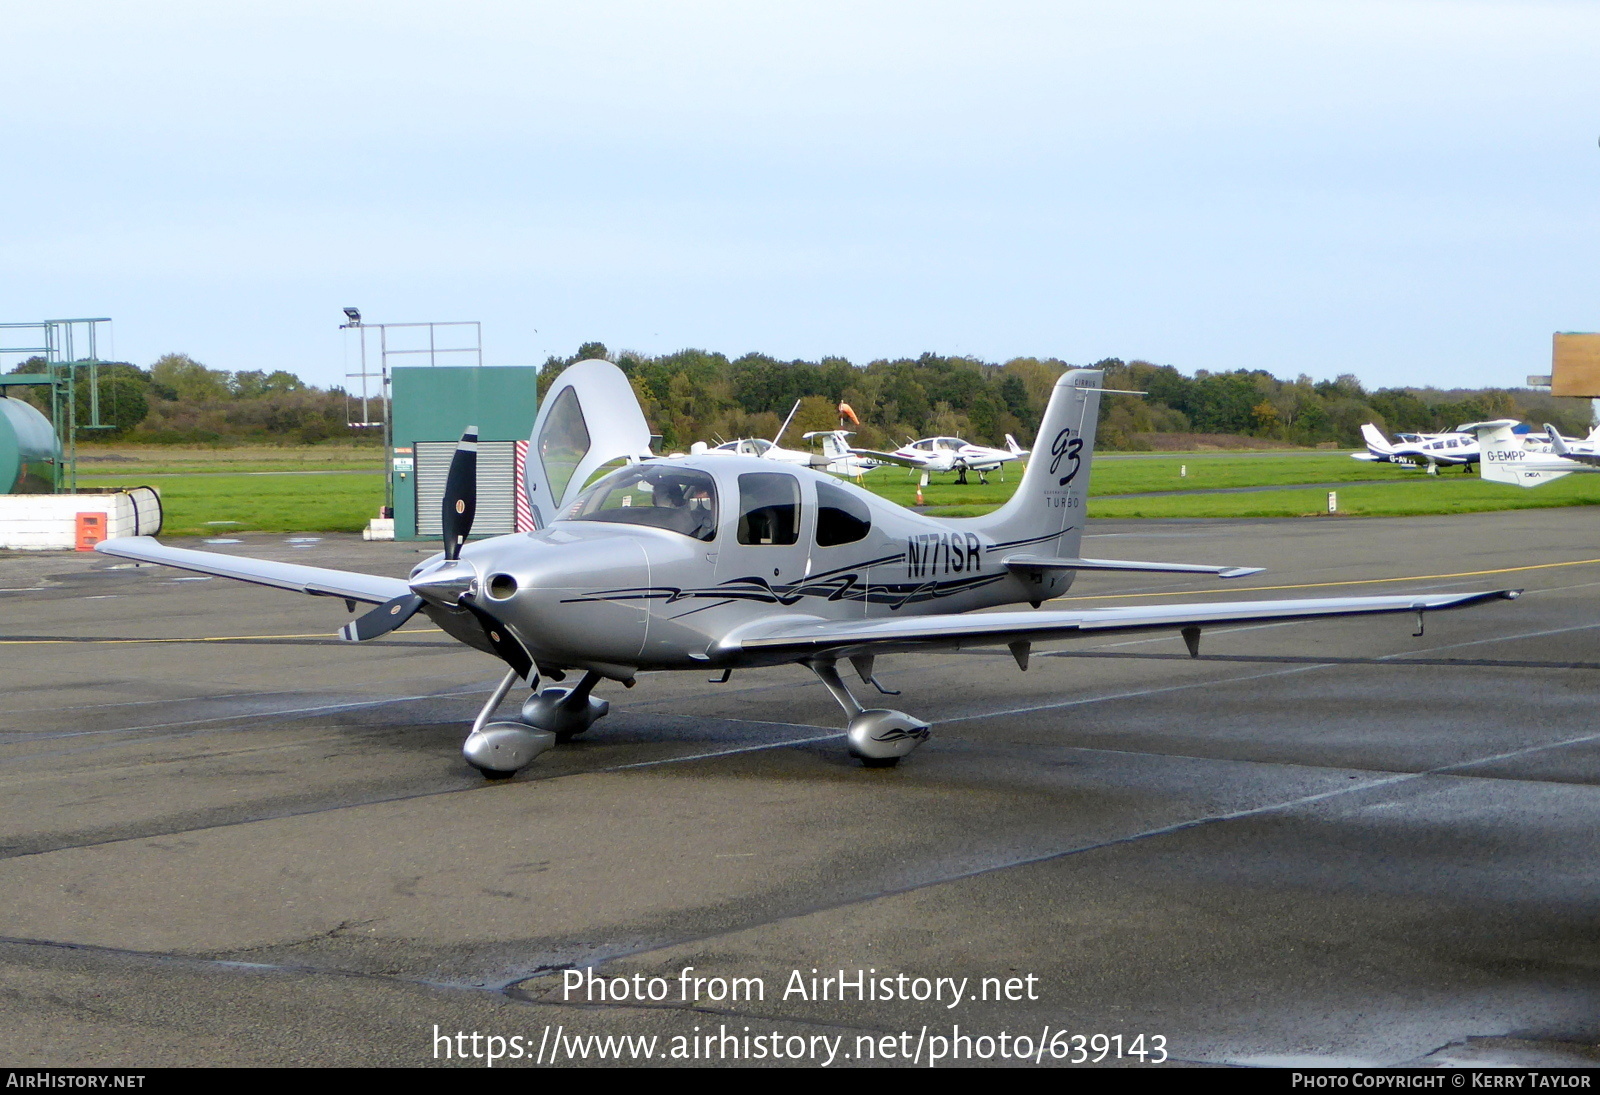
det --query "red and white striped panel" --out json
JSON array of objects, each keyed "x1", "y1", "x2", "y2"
[{"x1": 514, "y1": 440, "x2": 534, "y2": 531}]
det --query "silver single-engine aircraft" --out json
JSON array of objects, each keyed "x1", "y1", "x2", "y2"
[{"x1": 97, "y1": 362, "x2": 1518, "y2": 779}]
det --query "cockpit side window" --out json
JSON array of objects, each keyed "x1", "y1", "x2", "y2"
[
  {"x1": 815, "y1": 481, "x2": 871, "y2": 546},
  {"x1": 561, "y1": 465, "x2": 718, "y2": 542},
  {"x1": 737, "y1": 472, "x2": 800, "y2": 545}
]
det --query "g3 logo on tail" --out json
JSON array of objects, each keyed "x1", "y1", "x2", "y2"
[{"x1": 1050, "y1": 428, "x2": 1083, "y2": 486}]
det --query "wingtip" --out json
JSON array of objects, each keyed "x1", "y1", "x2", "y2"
[{"x1": 1218, "y1": 566, "x2": 1267, "y2": 579}]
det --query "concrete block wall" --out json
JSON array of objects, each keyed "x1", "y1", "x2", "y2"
[{"x1": 0, "y1": 491, "x2": 160, "y2": 550}]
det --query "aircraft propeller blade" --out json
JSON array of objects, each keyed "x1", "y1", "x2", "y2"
[
  {"x1": 442, "y1": 426, "x2": 479, "y2": 561},
  {"x1": 459, "y1": 597, "x2": 535, "y2": 680},
  {"x1": 339, "y1": 592, "x2": 426, "y2": 642}
]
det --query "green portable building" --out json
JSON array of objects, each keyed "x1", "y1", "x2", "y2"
[{"x1": 390, "y1": 366, "x2": 540, "y2": 541}]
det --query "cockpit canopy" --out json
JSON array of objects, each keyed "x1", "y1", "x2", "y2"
[{"x1": 559, "y1": 464, "x2": 719, "y2": 542}]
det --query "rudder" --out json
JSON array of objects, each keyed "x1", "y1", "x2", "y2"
[{"x1": 967, "y1": 368, "x2": 1103, "y2": 558}]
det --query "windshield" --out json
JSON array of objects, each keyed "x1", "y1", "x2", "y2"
[{"x1": 559, "y1": 464, "x2": 718, "y2": 542}]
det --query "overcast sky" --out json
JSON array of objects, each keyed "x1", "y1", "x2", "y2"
[{"x1": 3, "y1": 1, "x2": 1597, "y2": 391}]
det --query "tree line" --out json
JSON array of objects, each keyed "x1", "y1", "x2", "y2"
[
  {"x1": 6, "y1": 354, "x2": 372, "y2": 444},
  {"x1": 6, "y1": 345, "x2": 1586, "y2": 450},
  {"x1": 544, "y1": 344, "x2": 1592, "y2": 452}
]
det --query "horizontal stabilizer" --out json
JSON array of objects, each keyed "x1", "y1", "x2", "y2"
[
  {"x1": 1004, "y1": 553, "x2": 1263, "y2": 579},
  {"x1": 95, "y1": 537, "x2": 411, "y2": 605}
]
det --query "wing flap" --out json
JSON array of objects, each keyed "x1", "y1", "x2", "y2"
[
  {"x1": 1004, "y1": 553, "x2": 1263, "y2": 579},
  {"x1": 728, "y1": 590, "x2": 1519, "y2": 658},
  {"x1": 95, "y1": 536, "x2": 411, "y2": 605}
]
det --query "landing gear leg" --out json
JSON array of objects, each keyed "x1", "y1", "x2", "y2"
[
  {"x1": 463, "y1": 668, "x2": 556, "y2": 779},
  {"x1": 806, "y1": 658, "x2": 929, "y2": 767},
  {"x1": 522, "y1": 670, "x2": 610, "y2": 742}
]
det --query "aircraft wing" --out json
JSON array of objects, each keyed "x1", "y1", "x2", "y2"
[
  {"x1": 725, "y1": 590, "x2": 1518, "y2": 659},
  {"x1": 846, "y1": 447, "x2": 933, "y2": 470},
  {"x1": 95, "y1": 537, "x2": 412, "y2": 605}
]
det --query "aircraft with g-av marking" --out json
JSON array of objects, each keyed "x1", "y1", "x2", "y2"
[
  {"x1": 96, "y1": 361, "x2": 1519, "y2": 779},
  {"x1": 1352, "y1": 423, "x2": 1482, "y2": 473}
]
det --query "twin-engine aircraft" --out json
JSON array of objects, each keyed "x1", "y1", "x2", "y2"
[
  {"x1": 847, "y1": 434, "x2": 1028, "y2": 484},
  {"x1": 97, "y1": 361, "x2": 1517, "y2": 779}
]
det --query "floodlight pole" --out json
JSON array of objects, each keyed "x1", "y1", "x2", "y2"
[{"x1": 342, "y1": 313, "x2": 484, "y2": 513}]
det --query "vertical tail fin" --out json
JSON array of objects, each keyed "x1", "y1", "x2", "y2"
[
  {"x1": 1360, "y1": 423, "x2": 1392, "y2": 454},
  {"x1": 967, "y1": 369, "x2": 1102, "y2": 557},
  {"x1": 1544, "y1": 425, "x2": 1570, "y2": 457},
  {"x1": 1469, "y1": 419, "x2": 1572, "y2": 488}
]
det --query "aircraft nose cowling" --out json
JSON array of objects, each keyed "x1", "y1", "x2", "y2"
[{"x1": 455, "y1": 529, "x2": 652, "y2": 666}]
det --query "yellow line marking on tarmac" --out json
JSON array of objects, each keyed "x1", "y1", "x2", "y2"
[
  {"x1": 1057, "y1": 557, "x2": 1600, "y2": 602},
  {"x1": 10, "y1": 556, "x2": 1600, "y2": 639},
  {"x1": 0, "y1": 629, "x2": 446, "y2": 645}
]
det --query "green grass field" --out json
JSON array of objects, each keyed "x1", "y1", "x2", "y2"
[
  {"x1": 75, "y1": 444, "x2": 384, "y2": 477},
  {"x1": 76, "y1": 471, "x2": 384, "y2": 537},
  {"x1": 863, "y1": 453, "x2": 1600, "y2": 519},
  {"x1": 61, "y1": 444, "x2": 1600, "y2": 535}
]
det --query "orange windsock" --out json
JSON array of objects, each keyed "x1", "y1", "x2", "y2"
[{"x1": 837, "y1": 402, "x2": 860, "y2": 425}]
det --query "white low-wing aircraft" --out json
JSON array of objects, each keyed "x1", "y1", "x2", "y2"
[
  {"x1": 97, "y1": 362, "x2": 1518, "y2": 779},
  {"x1": 1352, "y1": 423, "x2": 1481, "y2": 473},
  {"x1": 848, "y1": 434, "x2": 1028, "y2": 484},
  {"x1": 689, "y1": 400, "x2": 866, "y2": 473}
]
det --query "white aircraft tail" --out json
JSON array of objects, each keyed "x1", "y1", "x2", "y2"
[
  {"x1": 1004, "y1": 432, "x2": 1027, "y2": 457},
  {"x1": 1468, "y1": 419, "x2": 1570, "y2": 489},
  {"x1": 1360, "y1": 423, "x2": 1393, "y2": 454},
  {"x1": 820, "y1": 430, "x2": 852, "y2": 462},
  {"x1": 966, "y1": 369, "x2": 1102, "y2": 558},
  {"x1": 1583, "y1": 422, "x2": 1600, "y2": 444},
  {"x1": 1544, "y1": 424, "x2": 1570, "y2": 457}
]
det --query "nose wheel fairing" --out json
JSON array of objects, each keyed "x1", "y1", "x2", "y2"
[{"x1": 461, "y1": 668, "x2": 615, "y2": 778}]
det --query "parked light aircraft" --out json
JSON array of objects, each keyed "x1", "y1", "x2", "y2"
[
  {"x1": 97, "y1": 361, "x2": 1518, "y2": 779},
  {"x1": 1470, "y1": 419, "x2": 1600, "y2": 488},
  {"x1": 1352, "y1": 423, "x2": 1481, "y2": 473},
  {"x1": 689, "y1": 400, "x2": 832, "y2": 468},
  {"x1": 848, "y1": 434, "x2": 1028, "y2": 484}
]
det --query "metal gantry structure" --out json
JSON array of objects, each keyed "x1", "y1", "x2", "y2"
[
  {"x1": 340, "y1": 310, "x2": 484, "y2": 510},
  {"x1": 0, "y1": 318, "x2": 114, "y2": 492}
]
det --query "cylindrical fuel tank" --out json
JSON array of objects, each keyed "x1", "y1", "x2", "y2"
[{"x1": 0, "y1": 396, "x2": 59, "y2": 494}]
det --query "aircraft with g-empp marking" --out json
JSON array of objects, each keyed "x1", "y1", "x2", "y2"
[
  {"x1": 1469, "y1": 419, "x2": 1600, "y2": 488},
  {"x1": 95, "y1": 361, "x2": 1518, "y2": 779}
]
